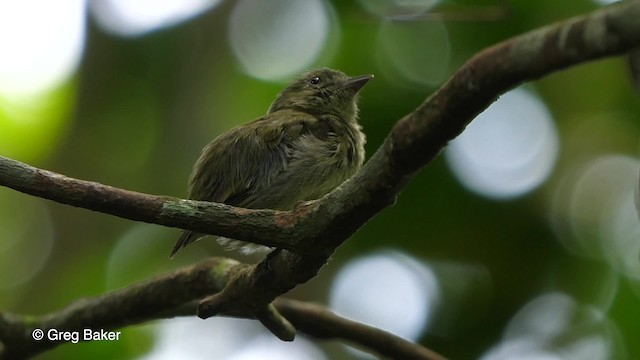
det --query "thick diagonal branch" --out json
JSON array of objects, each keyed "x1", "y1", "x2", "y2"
[{"x1": 198, "y1": 1, "x2": 640, "y2": 317}]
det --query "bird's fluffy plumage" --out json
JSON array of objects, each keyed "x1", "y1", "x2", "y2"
[{"x1": 170, "y1": 68, "x2": 370, "y2": 257}]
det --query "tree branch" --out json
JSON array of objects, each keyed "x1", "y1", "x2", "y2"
[
  {"x1": 0, "y1": 156, "x2": 306, "y2": 252},
  {"x1": 0, "y1": 259, "x2": 444, "y2": 360},
  {"x1": 275, "y1": 299, "x2": 448, "y2": 360},
  {"x1": 197, "y1": 0, "x2": 640, "y2": 317},
  {"x1": 0, "y1": 258, "x2": 238, "y2": 359},
  {"x1": 1, "y1": 1, "x2": 639, "y2": 359}
]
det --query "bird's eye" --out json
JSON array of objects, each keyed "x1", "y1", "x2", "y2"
[{"x1": 308, "y1": 77, "x2": 321, "y2": 86}]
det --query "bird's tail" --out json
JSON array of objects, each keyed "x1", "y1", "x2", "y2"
[{"x1": 170, "y1": 231, "x2": 202, "y2": 258}]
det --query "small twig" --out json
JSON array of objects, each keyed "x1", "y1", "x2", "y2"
[{"x1": 255, "y1": 305, "x2": 296, "y2": 342}]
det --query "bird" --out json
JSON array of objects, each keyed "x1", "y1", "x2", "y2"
[{"x1": 170, "y1": 68, "x2": 372, "y2": 257}]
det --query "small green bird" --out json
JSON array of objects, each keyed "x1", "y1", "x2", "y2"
[{"x1": 170, "y1": 68, "x2": 372, "y2": 257}]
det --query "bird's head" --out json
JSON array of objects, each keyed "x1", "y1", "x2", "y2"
[{"x1": 268, "y1": 68, "x2": 373, "y2": 122}]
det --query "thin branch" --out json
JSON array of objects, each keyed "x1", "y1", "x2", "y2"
[
  {"x1": 0, "y1": 260, "x2": 444, "y2": 360},
  {"x1": 275, "y1": 299, "x2": 449, "y2": 360}
]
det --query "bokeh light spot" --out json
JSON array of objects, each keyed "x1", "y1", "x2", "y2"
[
  {"x1": 228, "y1": 0, "x2": 333, "y2": 81},
  {"x1": 504, "y1": 293, "x2": 576, "y2": 342},
  {"x1": 0, "y1": 2, "x2": 83, "y2": 161},
  {"x1": 358, "y1": 0, "x2": 440, "y2": 18},
  {"x1": 445, "y1": 88, "x2": 559, "y2": 200},
  {"x1": 0, "y1": 1, "x2": 85, "y2": 97},
  {"x1": 592, "y1": 0, "x2": 620, "y2": 5},
  {"x1": 480, "y1": 339, "x2": 563, "y2": 360},
  {"x1": 329, "y1": 250, "x2": 439, "y2": 342},
  {"x1": 376, "y1": 18, "x2": 450, "y2": 86},
  {"x1": 90, "y1": 0, "x2": 221, "y2": 37},
  {"x1": 551, "y1": 154, "x2": 640, "y2": 279},
  {"x1": 138, "y1": 317, "x2": 260, "y2": 360},
  {"x1": 226, "y1": 336, "x2": 327, "y2": 360},
  {"x1": 139, "y1": 317, "x2": 326, "y2": 360},
  {"x1": 481, "y1": 293, "x2": 620, "y2": 360}
]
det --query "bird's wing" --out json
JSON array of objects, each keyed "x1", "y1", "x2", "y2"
[
  {"x1": 170, "y1": 111, "x2": 330, "y2": 257},
  {"x1": 190, "y1": 114, "x2": 307, "y2": 203}
]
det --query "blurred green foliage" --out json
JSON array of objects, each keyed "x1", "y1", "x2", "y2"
[{"x1": 1, "y1": 1, "x2": 639, "y2": 359}]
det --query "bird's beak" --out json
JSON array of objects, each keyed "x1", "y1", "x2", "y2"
[{"x1": 342, "y1": 74, "x2": 374, "y2": 92}]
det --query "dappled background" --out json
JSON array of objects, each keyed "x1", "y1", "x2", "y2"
[{"x1": 0, "y1": 0, "x2": 639, "y2": 359}]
